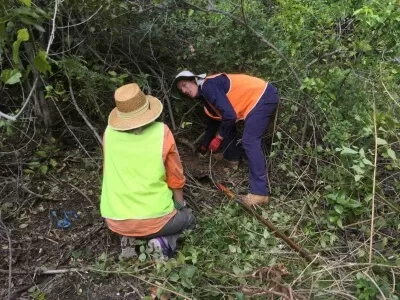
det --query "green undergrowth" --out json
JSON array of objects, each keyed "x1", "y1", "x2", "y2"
[{"x1": 91, "y1": 200, "x2": 400, "y2": 299}]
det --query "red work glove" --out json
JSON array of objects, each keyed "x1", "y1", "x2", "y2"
[{"x1": 209, "y1": 135, "x2": 223, "y2": 152}]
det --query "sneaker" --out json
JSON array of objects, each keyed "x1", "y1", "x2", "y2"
[
  {"x1": 120, "y1": 236, "x2": 138, "y2": 259},
  {"x1": 147, "y1": 237, "x2": 173, "y2": 260}
]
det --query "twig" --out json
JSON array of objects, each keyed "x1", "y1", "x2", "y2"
[
  {"x1": 65, "y1": 73, "x2": 102, "y2": 146},
  {"x1": 50, "y1": 97, "x2": 99, "y2": 167},
  {"x1": 369, "y1": 99, "x2": 378, "y2": 264},
  {"x1": 290, "y1": 253, "x2": 320, "y2": 286},
  {"x1": 363, "y1": 271, "x2": 387, "y2": 300},
  {"x1": 57, "y1": 6, "x2": 103, "y2": 29},
  {"x1": 68, "y1": 182, "x2": 95, "y2": 207},
  {"x1": 0, "y1": 77, "x2": 39, "y2": 121},
  {"x1": 242, "y1": 287, "x2": 290, "y2": 299},
  {"x1": 0, "y1": 212, "x2": 12, "y2": 300},
  {"x1": 183, "y1": 1, "x2": 302, "y2": 86},
  {"x1": 0, "y1": 0, "x2": 59, "y2": 121}
]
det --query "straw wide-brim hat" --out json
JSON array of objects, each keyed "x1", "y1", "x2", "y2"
[{"x1": 108, "y1": 83, "x2": 163, "y2": 131}]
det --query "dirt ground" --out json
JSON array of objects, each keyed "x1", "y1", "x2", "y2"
[{"x1": 0, "y1": 142, "x2": 248, "y2": 300}]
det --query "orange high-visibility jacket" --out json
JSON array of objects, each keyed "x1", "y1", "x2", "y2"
[{"x1": 203, "y1": 73, "x2": 268, "y2": 121}]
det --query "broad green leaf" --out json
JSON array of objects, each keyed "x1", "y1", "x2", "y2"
[
  {"x1": 354, "y1": 174, "x2": 362, "y2": 182},
  {"x1": 0, "y1": 69, "x2": 22, "y2": 84},
  {"x1": 376, "y1": 138, "x2": 387, "y2": 145},
  {"x1": 229, "y1": 245, "x2": 236, "y2": 253},
  {"x1": 33, "y1": 50, "x2": 51, "y2": 73},
  {"x1": 179, "y1": 265, "x2": 197, "y2": 279},
  {"x1": 19, "y1": 0, "x2": 32, "y2": 7},
  {"x1": 17, "y1": 28, "x2": 29, "y2": 41},
  {"x1": 168, "y1": 273, "x2": 180, "y2": 282},
  {"x1": 188, "y1": 9, "x2": 194, "y2": 17},
  {"x1": 340, "y1": 147, "x2": 358, "y2": 155},
  {"x1": 387, "y1": 148, "x2": 396, "y2": 160}
]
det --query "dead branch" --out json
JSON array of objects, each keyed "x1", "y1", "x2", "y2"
[
  {"x1": 65, "y1": 73, "x2": 102, "y2": 146},
  {"x1": 182, "y1": 1, "x2": 302, "y2": 86},
  {"x1": 0, "y1": 212, "x2": 12, "y2": 300},
  {"x1": 0, "y1": 0, "x2": 59, "y2": 121}
]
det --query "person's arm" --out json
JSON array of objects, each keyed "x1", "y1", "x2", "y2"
[
  {"x1": 162, "y1": 124, "x2": 186, "y2": 207},
  {"x1": 201, "y1": 81, "x2": 236, "y2": 139}
]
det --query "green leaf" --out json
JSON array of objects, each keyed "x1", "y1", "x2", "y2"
[
  {"x1": 17, "y1": 28, "x2": 29, "y2": 41},
  {"x1": 387, "y1": 148, "x2": 396, "y2": 160},
  {"x1": 168, "y1": 273, "x2": 180, "y2": 282},
  {"x1": 188, "y1": 9, "x2": 194, "y2": 17},
  {"x1": 376, "y1": 138, "x2": 387, "y2": 145},
  {"x1": 179, "y1": 265, "x2": 197, "y2": 279},
  {"x1": 71, "y1": 250, "x2": 83, "y2": 259},
  {"x1": 36, "y1": 150, "x2": 47, "y2": 157},
  {"x1": 334, "y1": 205, "x2": 343, "y2": 214},
  {"x1": 354, "y1": 174, "x2": 363, "y2": 182},
  {"x1": 362, "y1": 158, "x2": 374, "y2": 166},
  {"x1": 33, "y1": 50, "x2": 51, "y2": 73},
  {"x1": 40, "y1": 165, "x2": 48, "y2": 174},
  {"x1": 12, "y1": 28, "x2": 29, "y2": 64},
  {"x1": 19, "y1": 0, "x2": 32, "y2": 7},
  {"x1": 0, "y1": 69, "x2": 22, "y2": 85},
  {"x1": 138, "y1": 253, "x2": 146, "y2": 262},
  {"x1": 228, "y1": 245, "x2": 236, "y2": 253},
  {"x1": 340, "y1": 147, "x2": 358, "y2": 155},
  {"x1": 49, "y1": 158, "x2": 57, "y2": 167}
]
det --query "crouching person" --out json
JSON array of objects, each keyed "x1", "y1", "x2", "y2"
[{"x1": 100, "y1": 83, "x2": 195, "y2": 260}]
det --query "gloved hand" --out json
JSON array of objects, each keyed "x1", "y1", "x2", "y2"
[
  {"x1": 209, "y1": 135, "x2": 223, "y2": 152},
  {"x1": 174, "y1": 199, "x2": 187, "y2": 210},
  {"x1": 195, "y1": 144, "x2": 207, "y2": 156}
]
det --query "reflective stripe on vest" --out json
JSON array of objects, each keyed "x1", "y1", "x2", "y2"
[
  {"x1": 100, "y1": 122, "x2": 174, "y2": 220},
  {"x1": 203, "y1": 73, "x2": 268, "y2": 120}
]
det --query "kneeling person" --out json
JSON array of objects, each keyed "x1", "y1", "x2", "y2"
[{"x1": 101, "y1": 83, "x2": 195, "y2": 260}]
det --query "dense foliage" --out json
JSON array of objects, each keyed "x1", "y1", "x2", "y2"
[{"x1": 1, "y1": 0, "x2": 399, "y2": 299}]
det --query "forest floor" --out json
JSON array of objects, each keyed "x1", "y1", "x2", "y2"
[
  {"x1": 0, "y1": 138, "x2": 251, "y2": 299},
  {"x1": 1, "y1": 134, "x2": 399, "y2": 300}
]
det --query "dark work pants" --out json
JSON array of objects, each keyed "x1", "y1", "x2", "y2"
[
  {"x1": 201, "y1": 84, "x2": 279, "y2": 195},
  {"x1": 243, "y1": 83, "x2": 279, "y2": 195},
  {"x1": 201, "y1": 119, "x2": 242, "y2": 161}
]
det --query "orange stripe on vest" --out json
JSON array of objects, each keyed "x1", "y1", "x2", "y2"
[{"x1": 203, "y1": 73, "x2": 268, "y2": 121}]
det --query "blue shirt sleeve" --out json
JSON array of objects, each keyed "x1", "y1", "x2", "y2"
[{"x1": 200, "y1": 76, "x2": 236, "y2": 139}]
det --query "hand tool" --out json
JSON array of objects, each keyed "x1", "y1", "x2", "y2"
[{"x1": 216, "y1": 183, "x2": 313, "y2": 263}]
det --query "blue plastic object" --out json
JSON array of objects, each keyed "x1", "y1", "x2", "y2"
[{"x1": 50, "y1": 210, "x2": 78, "y2": 229}]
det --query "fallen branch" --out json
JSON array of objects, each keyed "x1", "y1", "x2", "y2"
[{"x1": 217, "y1": 183, "x2": 314, "y2": 263}]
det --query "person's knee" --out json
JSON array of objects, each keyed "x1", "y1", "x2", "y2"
[
  {"x1": 242, "y1": 137, "x2": 257, "y2": 150},
  {"x1": 183, "y1": 208, "x2": 196, "y2": 230}
]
